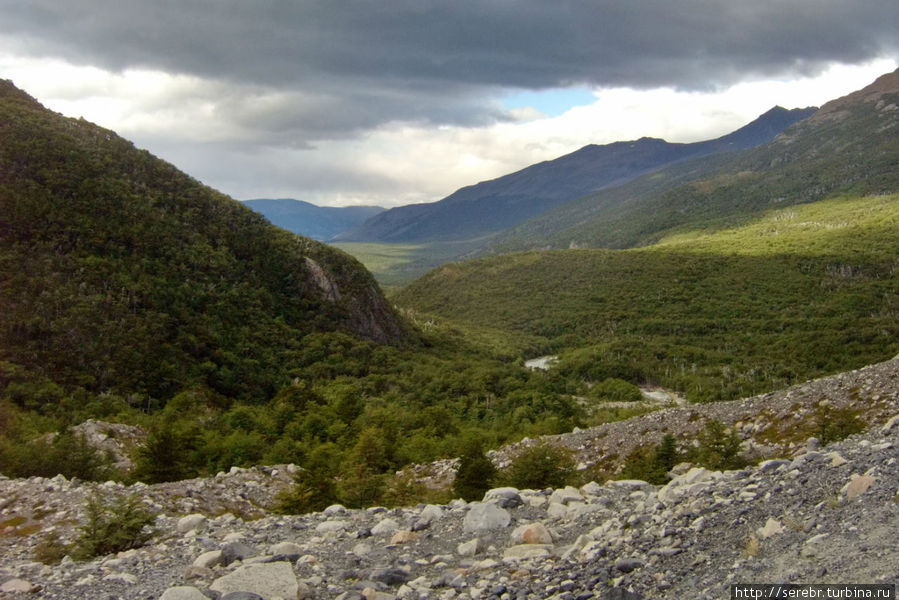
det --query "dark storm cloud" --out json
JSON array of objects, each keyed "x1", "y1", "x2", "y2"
[{"x1": 3, "y1": 0, "x2": 898, "y2": 140}]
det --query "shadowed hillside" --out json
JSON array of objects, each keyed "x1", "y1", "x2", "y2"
[{"x1": 0, "y1": 80, "x2": 404, "y2": 405}]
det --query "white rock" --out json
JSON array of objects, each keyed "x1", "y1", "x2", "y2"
[
  {"x1": 549, "y1": 486, "x2": 584, "y2": 505},
  {"x1": 159, "y1": 586, "x2": 209, "y2": 600},
  {"x1": 210, "y1": 562, "x2": 299, "y2": 599},
  {"x1": 323, "y1": 504, "x2": 348, "y2": 516},
  {"x1": 502, "y1": 544, "x2": 553, "y2": 561},
  {"x1": 193, "y1": 550, "x2": 223, "y2": 569},
  {"x1": 457, "y1": 538, "x2": 481, "y2": 557},
  {"x1": 462, "y1": 502, "x2": 511, "y2": 532},
  {"x1": 315, "y1": 520, "x2": 348, "y2": 533},
  {"x1": 0, "y1": 579, "x2": 35, "y2": 593},
  {"x1": 270, "y1": 541, "x2": 303, "y2": 555},
  {"x1": 371, "y1": 517, "x2": 400, "y2": 536},
  {"x1": 176, "y1": 514, "x2": 207, "y2": 533},
  {"x1": 756, "y1": 518, "x2": 784, "y2": 539}
]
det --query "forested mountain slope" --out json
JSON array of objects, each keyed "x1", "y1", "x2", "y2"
[
  {"x1": 487, "y1": 68, "x2": 899, "y2": 253},
  {"x1": 397, "y1": 192, "x2": 899, "y2": 403},
  {"x1": 0, "y1": 80, "x2": 404, "y2": 406}
]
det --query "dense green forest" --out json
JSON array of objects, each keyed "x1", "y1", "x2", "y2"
[
  {"x1": 397, "y1": 193, "x2": 899, "y2": 402},
  {"x1": 3, "y1": 70, "x2": 899, "y2": 512},
  {"x1": 0, "y1": 81, "x2": 587, "y2": 506}
]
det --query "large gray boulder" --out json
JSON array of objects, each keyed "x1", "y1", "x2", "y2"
[{"x1": 463, "y1": 502, "x2": 511, "y2": 532}]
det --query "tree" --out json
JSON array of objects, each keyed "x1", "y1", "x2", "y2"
[
  {"x1": 500, "y1": 442, "x2": 574, "y2": 489},
  {"x1": 452, "y1": 438, "x2": 497, "y2": 501}
]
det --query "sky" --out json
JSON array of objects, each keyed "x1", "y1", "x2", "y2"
[{"x1": 1, "y1": 2, "x2": 897, "y2": 208}]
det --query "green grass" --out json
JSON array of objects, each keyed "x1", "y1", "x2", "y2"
[{"x1": 333, "y1": 239, "x2": 487, "y2": 293}]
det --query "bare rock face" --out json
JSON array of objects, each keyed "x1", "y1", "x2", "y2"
[{"x1": 50, "y1": 420, "x2": 147, "y2": 473}]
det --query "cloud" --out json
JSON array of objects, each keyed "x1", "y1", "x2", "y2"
[
  {"x1": 1, "y1": 2, "x2": 897, "y2": 207},
  {"x1": 2, "y1": 0, "x2": 898, "y2": 142}
]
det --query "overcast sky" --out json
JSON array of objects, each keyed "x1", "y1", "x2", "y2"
[{"x1": 1, "y1": 1, "x2": 897, "y2": 208}]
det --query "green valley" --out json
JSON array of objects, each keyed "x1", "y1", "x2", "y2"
[{"x1": 396, "y1": 193, "x2": 899, "y2": 402}]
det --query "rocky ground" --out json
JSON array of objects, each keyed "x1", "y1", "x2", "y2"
[{"x1": 2, "y1": 357, "x2": 899, "y2": 599}]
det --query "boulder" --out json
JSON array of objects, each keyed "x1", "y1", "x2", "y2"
[
  {"x1": 176, "y1": 514, "x2": 208, "y2": 533},
  {"x1": 462, "y1": 502, "x2": 511, "y2": 532},
  {"x1": 510, "y1": 522, "x2": 554, "y2": 545},
  {"x1": 210, "y1": 562, "x2": 299, "y2": 599},
  {"x1": 159, "y1": 586, "x2": 209, "y2": 600}
]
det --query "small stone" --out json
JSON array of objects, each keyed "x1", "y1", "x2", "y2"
[
  {"x1": 0, "y1": 579, "x2": 37, "y2": 594},
  {"x1": 103, "y1": 572, "x2": 138, "y2": 584},
  {"x1": 614, "y1": 558, "x2": 644, "y2": 573},
  {"x1": 549, "y1": 486, "x2": 584, "y2": 505},
  {"x1": 221, "y1": 541, "x2": 257, "y2": 566},
  {"x1": 457, "y1": 538, "x2": 481, "y2": 557},
  {"x1": 372, "y1": 518, "x2": 400, "y2": 536},
  {"x1": 323, "y1": 504, "x2": 348, "y2": 516},
  {"x1": 510, "y1": 522, "x2": 554, "y2": 545},
  {"x1": 390, "y1": 530, "x2": 418, "y2": 544},
  {"x1": 370, "y1": 567, "x2": 412, "y2": 586},
  {"x1": 210, "y1": 562, "x2": 299, "y2": 599},
  {"x1": 842, "y1": 473, "x2": 876, "y2": 501},
  {"x1": 757, "y1": 518, "x2": 784, "y2": 539},
  {"x1": 315, "y1": 520, "x2": 349, "y2": 534},
  {"x1": 502, "y1": 544, "x2": 552, "y2": 561},
  {"x1": 194, "y1": 550, "x2": 223, "y2": 569},
  {"x1": 881, "y1": 415, "x2": 899, "y2": 434},
  {"x1": 221, "y1": 593, "x2": 265, "y2": 600},
  {"x1": 270, "y1": 541, "x2": 303, "y2": 556},
  {"x1": 829, "y1": 452, "x2": 849, "y2": 467}
]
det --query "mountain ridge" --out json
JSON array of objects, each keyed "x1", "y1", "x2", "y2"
[
  {"x1": 335, "y1": 106, "x2": 816, "y2": 244},
  {"x1": 483, "y1": 67, "x2": 899, "y2": 254}
]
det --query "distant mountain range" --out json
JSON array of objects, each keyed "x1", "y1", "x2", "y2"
[
  {"x1": 242, "y1": 198, "x2": 384, "y2": 241},
  {"x1": 335, "y1": 106, "x2": 816, "y2": 244},
  {"x1": 487, "y1": 68, "x2": 899, "y2": 253}
]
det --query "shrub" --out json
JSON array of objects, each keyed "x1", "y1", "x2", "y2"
[
  {"x1": 591, "y1": 378, "x2": 643, "y2": 403},
  {"x1": 72, "y1": 493, "x2": 156, "y2": 560},
  {"x1": 499, "y1": 441, "x2": 575, "y2": 489},
  {"x1": 620, "y1": 433, "x2": 680, "y2": 484},
  {"x1": 133, "y1": 425, "x2": 200, "y2": 483},
  {"x1": 33, "y1": 531, "x2": 68, "y2": 565},
  {"x1": 273, "y1": 445, "x2": 340, "y2": 514},
  {"x1": 452, "y1": 439, "x2": 497, "y2": 501},
  {"x1": 689, "y1": 419, "x2": 747, "y2": 471},
  {"x1": 814, "y1": 404, "x2": 865, "y2": 444},
  {"x1": 0, "y1": 429, "x2": 113, "y2": 481}
]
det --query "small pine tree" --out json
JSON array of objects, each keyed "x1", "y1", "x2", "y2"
[
  {"x1": 453, "y1": 439, "x2": 497, "y2": 501},
  {"x1": 72, "y1": 494, "x2": 156, "y2": 560},
  {"x1": 691, "y1": 419, "x2": 746, "y2": 470}
]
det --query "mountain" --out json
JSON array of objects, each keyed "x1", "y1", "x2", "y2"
[
  {"x1": 0, "y1": 80, "x2": 404, "y2": 405},
  {"x1": 242, "y1": 198, "x2": 384, "y2": 241},
  {"x1": 335, "y1": 106, "x2": 816, "y2": 244},
  {"x1": 396, "y1": 70, "x2": 899, "y2": 403},
  {"x1": 487, "y1": 68, "x2": 899, "y2": 253}
]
